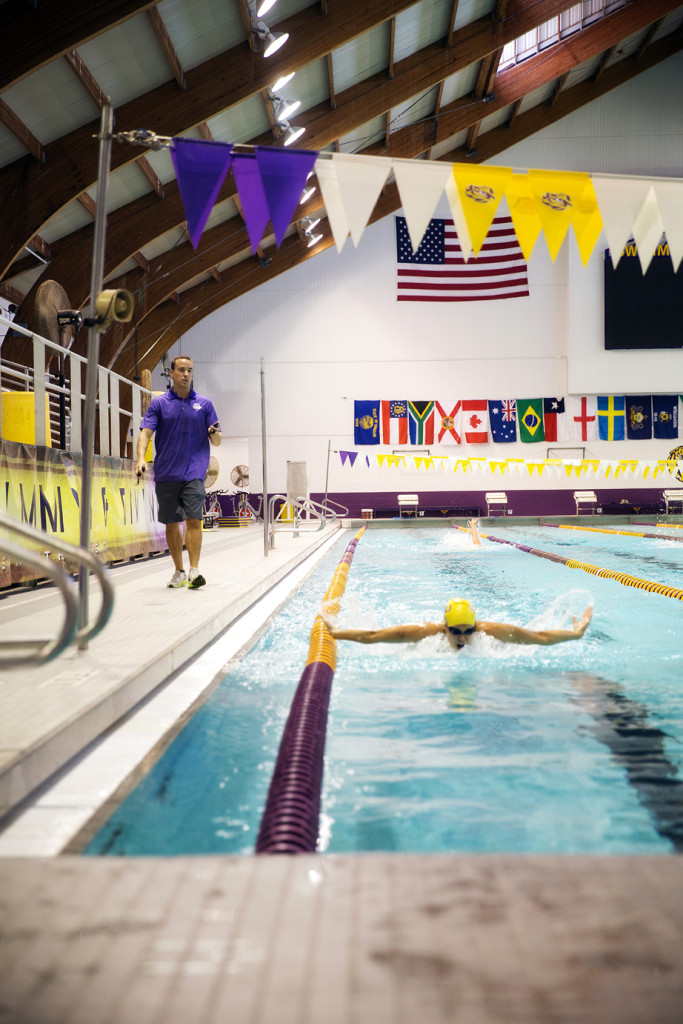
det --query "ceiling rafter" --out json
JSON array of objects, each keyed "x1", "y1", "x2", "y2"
[
  {"x1": 327, "y1": 53, "x2": 337, "y2": 110},
  {"x1": 360, "y1": 0, "x2": 682, "y2": 160},
  {"x1": 63, "y1": 50, "x2": 109, "y2": 109},
  {"x1": 109, "y1": 26, "x2": 683, "y2": 375},
  {"x1": 445, "y1": 0, "x2": 461, "y2": 47},
  {"x1": 0, "y1": 0, "x2": 587, "y2": 278},
  {"x1": 14, "y1": 2, "x2": 678, "y2": 333},
  {"x1": 0, "y1": 98, "x2": 44, "y2": 162},
  {"x1": 0, "y1": 0, "x2": 428, "y2": 274},
  {"x1": 636, "y1": 17, "x2": 664, "y2": 59},
  {"x1": 135, "y1": 155, "x2": 165, "y2": 198},
  {"x1": 592, "y1": 45, "x2": 616, "y2": 82},
  {"x1": 548, "y1": 70, "x2": 570, "y2": 105},
  {"x1": 146, "y1": 7, "x2": 186, "y2": 89},
  {"x1": 0, "y1": 0, "x2": 159, "y2": 92}
]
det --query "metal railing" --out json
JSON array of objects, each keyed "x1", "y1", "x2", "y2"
[
  {"x1": 0, "y1": 314, "x2": 151, "y2": 457},
  {"x1": 0, "y1": 512, "x2": 115, "y2": 667},
  {"x1": 267, "y1": 494, "x2": 343, "y2": 549}
]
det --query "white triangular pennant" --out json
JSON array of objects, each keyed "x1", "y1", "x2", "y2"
[
  {"x1": 631, "y1": 186, "x2": 664, "y2": 274},
  {"x1": 444, "y1": 172, "x2": 473, "y2": 261},
  {"x1": 651, "y1": 180, "x2": 683, "y2": 272},
  {"x1": 591, "y1": 175, "x2": 653, "y2": 267},
  {"x1": 331, "y1": 153, "x2": 392, "y2": 247},
  {"x1": 314, "y1": 158, "x2": 350, "y2": 253},
  {"x1": 392, "y1": 158, "x2": 453, "y2": 253}
]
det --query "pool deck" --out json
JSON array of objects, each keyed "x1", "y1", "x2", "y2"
[{"x1": 1, "y1": 517, "x2": 682, "y2": 1024}]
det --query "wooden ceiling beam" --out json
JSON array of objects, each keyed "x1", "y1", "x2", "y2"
[
  {"x1": 111, "y1": 27, "x2": 683, "y2": 372},
  {"x1": 473, "y1": 49, "x2": 502, "y2": 99},
  {"x1": 146, "y1": 7, "x2": 186, "y2": 89},
  {"x1": 327, "y1": 53, "x2": 337, "y2": 110},
  {"x1": 0, "y1": 282, "x2": 25, "y2": 306},
  {"x1": 444, "y1": 28, "x2": 683, "y2": 164},
  {"x1": 63, "y1": 50, "x2": 109, "y2": 108},
  {"x1": 592, "y1": 45, "x2": 616, "y2": 83},
  {"x1": 14, "y1": 4, "x2": 680, "y2": 328},
  {"x1": 135, "y1": 155, "x2": 165, "y2": 198},
  {"x1": 548, "y1": 71, "x2": 570, "y2": 106},
  {"x1": 445, "y1": 0, "x2": 461, "y2": 47},
  {"x1": 0, "y1": 98, "x2": 44, "y2": 162},
  {"x1": 359, "y1": 0, "x2": 682, "y2": 160},
  {"x1": 0, "y1": 0, "x2": 585, "y2": 277},
  {"x1": 77, "y1": 192, "x2": 97, "y2": 217},
  {"x1": 0, "y1": 0, "x2": 158, "y2": 91},
  {"x1": 636, "y1": 18, "x2": 664, "y2": 60}
]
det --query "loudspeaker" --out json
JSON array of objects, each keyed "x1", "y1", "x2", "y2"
[{"x1": 95, "y1": 289, "x2": 134, "y2": 329}]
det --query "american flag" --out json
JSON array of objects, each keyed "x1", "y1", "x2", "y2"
[{"x1": 396, "y1": 215, "x2": 529, "y2": 302}]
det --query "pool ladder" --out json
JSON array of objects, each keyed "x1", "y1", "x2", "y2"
[
  {"x1": 0, "y1": 511, "x2": 114, "y2": 668},
  {"x1": 267, "y1": 494, "x2": 348, "y2": 549}
]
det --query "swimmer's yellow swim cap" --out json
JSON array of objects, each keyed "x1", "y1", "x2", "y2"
[{"x1": 444, "y1": 598, "x2": 476, "y2": 627}]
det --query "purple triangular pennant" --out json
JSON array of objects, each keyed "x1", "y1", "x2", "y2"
[
  {"x1": 170, "y1": 138, "x2": 234, "y2": 249},
  {"x1": 231, "y1": 154, "x2": 271, "y2": 254},
  {"x1": 339, "y1": 450, "x2": 358, "y2": 467},
  {"x1": 255, "y1": 147, "x2": 319, "y2": 247}
]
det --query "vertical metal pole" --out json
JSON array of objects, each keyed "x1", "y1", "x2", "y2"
[
  {"x1": 260, "y1": 357, "x2": 269, "y2": 556},
  {"x1": 78, "y1": 104, "x2": 113, "y2": 643},
  {"x1": 324, "y1": 439, "x2": 331, "y2": 512}
]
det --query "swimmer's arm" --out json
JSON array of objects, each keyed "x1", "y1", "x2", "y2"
[
  {"x1": 326, "y1": 622, "x2": 444, "y2": 644},
  {"x1": 478, "y1": 605, "x2": 593, "y2": 645}
]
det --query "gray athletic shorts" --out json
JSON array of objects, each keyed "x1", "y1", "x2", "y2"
[{"x1": 155, "y1": 478, "x2": 206, "y2": 524}]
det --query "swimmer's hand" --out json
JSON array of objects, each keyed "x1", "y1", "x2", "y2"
[{"x1": 571, "y1": 605, "x2": 593, "y2": 636}]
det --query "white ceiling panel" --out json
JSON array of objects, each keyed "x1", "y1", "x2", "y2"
[
  {"x1": 339, "y1": 115, "x2": 387, "y2": 154},
  {"x1": 1, "y1": 59, "x2": 100, "y2": 146},
  {"x1": 440, "y1": 65, "x2": 480, "y2": 107},
  {"x1": 76, "y1": 15, "x2": 174, "y2": 106},
  {"x1": 390, "y1": 87, "x2": 438, "y2": 132},
  {"x1": 332, "y1": 23, "x2": 391, "y2": 94},
  {"x1": 156, "y1": 0, "x2": 244, "y2": 70},
  {"x1": 0, "y1": 123, "x2": 28, "y2": 169},
  {"x1": 393, "y1": 0, "x2": 452, "y2": 62},
  {"x1": 428, "y1": 129, "x2": 468, "y2": 160},
  {"x1": 39, "y1": 203, "x2": 94, "y2": 246}
]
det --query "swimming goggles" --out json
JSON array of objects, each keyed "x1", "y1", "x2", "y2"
[{"x1": 447, "y1": 625, "x2": 476, "y2": 636}]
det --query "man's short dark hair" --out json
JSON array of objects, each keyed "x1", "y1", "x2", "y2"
[{"x1": 171, "y1": 355, "x2": 193, "y2": 370}]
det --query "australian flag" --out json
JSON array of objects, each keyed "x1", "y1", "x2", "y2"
[{"x1": 488, "y1": 399, "x2": 517, "y2": 442}]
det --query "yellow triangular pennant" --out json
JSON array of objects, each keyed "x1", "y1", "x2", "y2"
[
  {"x1": 505, "y1": 173, "x2": 542, "y2": 260},
  {"x1": 528, "y1": 169, "x2": 592, "y2": 262},
  {"x1": 451, "y1": 164, "x2": 513, "y2": 256},
  {"x1": 571, "y1": 176, "x2": 603, "y2": 266}
]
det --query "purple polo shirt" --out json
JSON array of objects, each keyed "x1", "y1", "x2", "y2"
[{"x1": 141, "y1": 387, "x2": 219, "y2": 482}]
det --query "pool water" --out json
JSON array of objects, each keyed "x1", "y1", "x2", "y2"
[{"x1": 85, "y1": 524, "x2": 683, "y2": 857}]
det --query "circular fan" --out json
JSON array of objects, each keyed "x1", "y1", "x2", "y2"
[
  {"x1": 204, "y1": 456, "x2": 219, "y2": 489},
  {"x1": 230, "y1": 464, "x2": 250, "y2": 489},
  {"x1": 30, "y1": 280, "x2": 77, "y2": 348}
]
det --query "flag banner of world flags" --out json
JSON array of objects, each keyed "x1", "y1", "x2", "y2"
[
  {"x1": 396, "y1": 216, "x2": 529, "y2": 302},
  {"x1": 354, "y1": 395, "x2": 682, "y2": 446}
]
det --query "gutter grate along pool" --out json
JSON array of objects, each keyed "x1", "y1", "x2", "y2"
[{"x1": 255, "y1": 528, "x2": 365, "y2": 854}]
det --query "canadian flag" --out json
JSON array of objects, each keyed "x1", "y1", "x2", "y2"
[{"x1": 461, "y1": 400, "x2": 489, "y2": 443}]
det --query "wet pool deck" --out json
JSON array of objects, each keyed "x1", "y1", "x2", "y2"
[{"x1": 0, "y1": 517, "x2": 682, "y2": 1024}]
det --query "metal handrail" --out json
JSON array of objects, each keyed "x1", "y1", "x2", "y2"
[
  {"x1": 0, "y1": 511, "x2": 115, "y2": 664},
  {"x1": 0, "y1": 536, "x2": 79, "y2": 667},
  {"x1": 268, "y1": 494, "x2": 337, "y2": 548}
]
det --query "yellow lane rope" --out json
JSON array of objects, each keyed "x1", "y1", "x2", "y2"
[{"x1": 305, "y1": 526, "x2": 366, "y2": 670}]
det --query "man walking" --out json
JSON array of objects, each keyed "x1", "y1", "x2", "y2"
[{"x1": 135, "y1": 355, "x2": 221, "y2": 589}]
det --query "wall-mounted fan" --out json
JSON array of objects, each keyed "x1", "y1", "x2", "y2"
[
  {"x1": 28, "y1": 280, "x2": 80, "y2": 349},
  {"x1": 230, "y1": 464, "x2": 249, "y2": 490},
  {"x1": 204, "y1": 456, "x2": 219, "y2": 488}
]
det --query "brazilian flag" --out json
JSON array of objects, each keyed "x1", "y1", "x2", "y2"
[{"x1": 517, "y1": 398, "x2": 545, "y2": 443}]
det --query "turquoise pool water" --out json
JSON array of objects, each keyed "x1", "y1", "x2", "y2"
[{"x1": 85, "y1": 524, "x2": 683, "y2": 857}]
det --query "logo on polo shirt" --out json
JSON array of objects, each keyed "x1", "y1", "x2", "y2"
[{"x1": 193, "y1": 403, "x2": 202, "y2": 411}]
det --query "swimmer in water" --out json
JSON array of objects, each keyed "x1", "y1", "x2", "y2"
[{"x1": 325, "y1": 597, "x2": 593, "y2": 651}]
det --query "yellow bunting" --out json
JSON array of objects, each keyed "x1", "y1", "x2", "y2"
[
  {"x1": 571, "y1": 176, "x2": 603, "y2": 266},
  {"x1": 528, "y1": 169, "x2": 593, "y2": 262},
  {"x1": 450, "y1": 164, "x2": 513, "y2": 256},
  {"x1": 505, "y1": 173, "x2": 542, "y2": 260}
]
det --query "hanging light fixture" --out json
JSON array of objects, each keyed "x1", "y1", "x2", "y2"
[
  {"x1": 284, "y1": 124, "x2": 305, "y2": 146},
  {"x1": 299, "y1": 185, "x2": 316, "y2": 204},
  {"x1": 271, "y1": 71, "x2": 295, "y2": 92},
  {"x1": 258, "y1": 23, "x2": 289, "y2": 57},
  {"x1": 302, "y1": 216, "x2": 323, "y2": 247},
  {"x1": 256, "y1": 0, "x2": 279, "y2": 15}
]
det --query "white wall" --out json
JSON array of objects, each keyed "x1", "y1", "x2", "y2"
[{"x1": 167, "y1": 51, "x2": 683, "y2": 497}]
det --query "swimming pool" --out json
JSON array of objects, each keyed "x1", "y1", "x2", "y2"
[{"x1": 84, "y1": 523, "x2": 683, "y2": 857}]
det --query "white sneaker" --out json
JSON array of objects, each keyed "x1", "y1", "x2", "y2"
[
  {"x1": 167, "y1": 569, "x2": 187, "y2": 588},
  {"x1": 188, "y1": 567, "x2": 206, "y2": 589}
]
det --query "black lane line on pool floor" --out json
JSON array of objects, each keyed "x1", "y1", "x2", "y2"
[{"x1": 570, "y1": 672, "x2": 683, "y2": 853}]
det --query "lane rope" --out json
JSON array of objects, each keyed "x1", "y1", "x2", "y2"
[
  {"x1": 453, "y1": 524, "x2": 683, "y2": 602},
  {"x1": 255, "y1": 527, "x2": 366, "y2": 854},
  {"x1": 540, "y1": 520, "x2": 683, "y2": 543}
]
